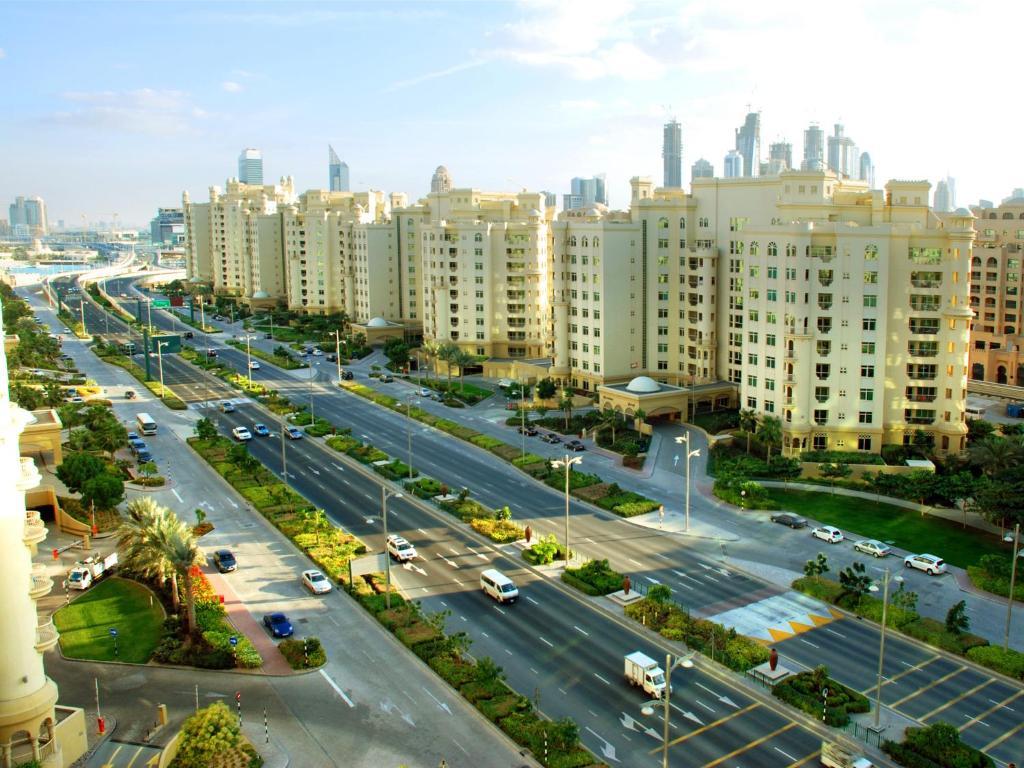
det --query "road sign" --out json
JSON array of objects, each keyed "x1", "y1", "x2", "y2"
[
  {"x1": 109, "y1": 628, "x2": 118, "y2": 637},
  {"x1": 229, "y1": 636, "x2": 238, "y2": 646},
  {"x1": 152, "y1": 298, "x2": 170, "y2": 308}
]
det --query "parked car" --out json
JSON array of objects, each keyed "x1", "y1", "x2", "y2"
[
  {"x1": 386, "y1": 534, "x2": 417, "y2": 562},
  {"x1": 232, "y1": 426, "x2": 253, "y2": 441},
  {"x1": 206, "y1": 349, "x2": 218, "y2": 358},
  {"x1": 262, "y1": 613, "x2": 294, "y2": 638},
  {"x1": 770, "y1": 513, "x2": 807, "y2": 529},
  {"x1": 220, "y1": 400, "x2": 236, "y2": 413},
  {"x1": 517, "y1": 425, "x2": 538, "y2": 436},
  {"x1": 326, "y1": 353, "x2": 337, "y2": 362},
  {"x1": 379, "y1": 373, "x2": 394, "y2": 383},
  {"x1": 248, "y1": 360, "x2": 260, "y2": 370},
  {"x1": 811, "y1": 525, "x2": 844, "y2": 544},
  {"x1": 904, "y1": 553, "x2": 946, "y2": 575},
  {"x1": 129, "y1": 438, "x2": 147, "y2": 454},
  {"x1": 418, "y1": 387, "x2": 431, "y2": 397},
  {"x1": 253, "y1": 423, "x2": 270, "y2": 437},
  {"x1": 341, "y1": 370, "x2": 354, "y2": 381},
  {"x1": 854, "y1": 539, "x2": 892, "y2": 558},
  {"x1": 565, "y1": 439, "x2": 586, "y2": 452},
  {"x1": 127, "y1": 431, "x2": 139, "y2": 441},
  {"x1": 183, "y1": 331, "x2": 194, "y2": 339},
  {"x1": 124, "y1": 390, "x2": 136, "y2": 399},
  {"x1": 302, "y1": 569, "x2": 332, "y2": 594},
  {"x1": 285, "y1": 427, "x2": 303, "y2": 440},
  {"x1": 136, "y1": 449, "x2": 153, "y2": 463},
  {"x1": 264, "y1": 332, "x2": 273, "y2": 339},
  {"x1": 212, "y1": 550, "x2": 237, "y2": 573},
  {"x1": 540, "y1": 432, "x2": 562, "y2": 444}
]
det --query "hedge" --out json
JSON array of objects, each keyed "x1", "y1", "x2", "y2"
[
  {"x1": 965, "y1": 645, "x2": 1024, "y2": 681},
  {"x1": 771, "y1": 668, "x2": 869, "y2": 727},
  {"x1": 884, "y1": 723, "x2": 994, "y2": 768},
  {"x1": 562, "y1": 559, "x2": 623, "y2": 596}
]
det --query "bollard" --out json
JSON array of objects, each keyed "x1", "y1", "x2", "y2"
[
  {"x1": 52, "y1": 548, "x2": 59, "y2": 560},
  {"x1": 157, "y1": 703, "x2": 168, "y2": 726},
  {"x1": 97, "y1": 716, "x2": 105, "y2": 734}
]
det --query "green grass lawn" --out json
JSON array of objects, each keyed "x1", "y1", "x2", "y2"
[
  {"x1": 53, "y1": 577, "x2": 165, "y2": 663},
  {"x1": 763, "y1": 489, "x2": 1005, "y2": 569}
]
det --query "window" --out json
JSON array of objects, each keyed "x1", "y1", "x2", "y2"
[
  {"x1": 862, "y1": 318, "x2": 876, "y2": 331},
  {"x1": 766, "y1": 356, "x2": 776, "y2": 369},
  {"x1": 767, "y1": 289, "x2": 778, "y2": 301},
  {"x1": 858, "y1": 436, "x2": 872, "y2": 450},
  {"x1": 815, "y1": 363, "x2": 830, "y2": 380},
  {"x1": 859, "y1": 411, "x2": 873, "y2": 424},
  {"x1": 864, "y1": 271, "x2": 878, "y2": 284},
  {"x1": 864, "y1": 245, "x2": 878, "y2": 260},
  {"x1": 747, "y1": 375, "x2": 758, "y2": 387},
  {"x1": 766, "y1": 333, "x2": 776, "y2": 346},
  {"x1": 767, "y1": 266, "x2": 778, "y2": 279},
  {"x1": 815, "y1": 386, "x2": 829, "y2": 403},
  {"x1": 862, "y1": 342, "x2": 875, "y2": 354},
  {"x1": 813, "y1": 409, "x2": 828, "y2": 425},
  {"x1": 861, "y1": 365, "x2": 875, "y2": 377},
  {"x1": 863, "y1": 295, "x2": 878, "y2": 307}
]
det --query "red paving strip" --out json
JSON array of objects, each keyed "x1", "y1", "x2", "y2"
[{"x1": 202, "y1": 566, "x2": 293, "y2": 675}]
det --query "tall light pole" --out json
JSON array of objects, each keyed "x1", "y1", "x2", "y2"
[
  {"x1": 279, "y1": 414, "x2": 287, "y2": 479},
  {"x1": 381, "y1": 488, "x2": 403, "y2": 609},
  {"x1": 675, "y1": 433, "x2": 701, "y2": 533},
  {"x1": 520, "y1": 377, "x2": 527, "y2": 461},
  {"x1": 869, "y1": 568, "x2": 903, "y2": 731},
  {"x1": 641, "y1": 652, "x2": 695, "y2": 768},
  {"x1": 334, "y1": 329, "x2": 342, "y2": 385},
  {"x1": 1005, "y1": 523, "x2": 1020, "y2": 650},
  {"x1": 552, "y1": 455, "x2": 582, "y2": 565},
  {"x1": 79, "y1": 299, "x2": 87, "y2": 337},
  {"x1": 406, "y1": 396, "x2": 414, "y2": 479},
  {"x1": 308, "y1": 365, "x2": 316, "y2": 422},
  {"x1": 156, "y1": 341, "x2": 170, "y2": 398},
  {"x1": 244, "y1": 334, "x2": 255, "y2": 386}
]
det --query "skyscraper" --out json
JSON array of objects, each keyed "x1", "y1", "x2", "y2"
[
  {"x1": 723, "y1": 150, "x2": 744, "y2": 178},
  {"x1": 734, "y1": 111, "x2": 760, "y2": 178},
  {"x1": 663, "y1": 120, "x2": 682, "y2": 188},
  {"x1": 564, "y1": 175, "x2": 607, "y2": 210},
  {"x1": 827, "y1": 124, "x2": 858, "y2": 178},
  {"x1": 8, "y1": 196, "x2": 47, "y2": 238},
  {"x1": 328, "y1": 146, "x2": 349, "y2": 192},
  {"x1": 859, "y1": 152, "x2": 875, "y2": 187},
  {"x1": 237, "y1": 148, "x2": 263, "y2": 185},
  {"x1": 801, "y1": 124, "x2": 825, "y2": 171},
  {"x1": 768, "y1": 141, "x2": 792, "y2": 172},
  {"x1": 934, "y1": 178, "x2": 956, "y2": 212},
  {"x1": 431, "y1": 165, "x2": 453, "y2": 193},
  {"x1": 691, "y1": 158, "x2": 714, "y2": 182},
  {"x1": 150, "y1": 207, "x2": 185, "y2": 245}
]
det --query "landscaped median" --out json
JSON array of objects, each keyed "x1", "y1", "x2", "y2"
[
  {"x1": 338, "y1": 379, "x2": 663, "y2": 518},
  {"x1": 225, "y1": 338, "x2": 307, "y2": 369},
  {"x1": 91, "y1": 340, "x2": 188, "y2": 409}
]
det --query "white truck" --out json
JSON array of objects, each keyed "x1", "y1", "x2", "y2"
[
  {"x1": 67, "y1": 553, "x2": 118, "y2": 590},
  {"x1": 821, "y1": 741, "x2": 874, "y2": 768},
  {"x1": 624, "y1": 651, "x2": 668, "y2": 698}
]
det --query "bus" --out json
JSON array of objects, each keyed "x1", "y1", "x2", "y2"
[{"x1": 136, "y1": 413, "x2": 157, "y2": 435}]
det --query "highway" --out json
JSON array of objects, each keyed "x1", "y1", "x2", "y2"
[{"x1": 82, "y1": 275, "x2": 1024, "y2": 765}]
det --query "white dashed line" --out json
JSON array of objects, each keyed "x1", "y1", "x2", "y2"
[
  {"x1": 593, "y1": 673, "x2": 611, "y2": 686},
  {"x1": 525, "y1": 596, "x2": 539, "y2": 606},
  {"x1": 539, "y1": 636, "x2": 554, "y2": 648},
  {"x1": 574, "y1": 625, "x2": 589, "y2": 637},
  {"x1": 799, "y1": 638, "x2": 820, "y2": 649}
]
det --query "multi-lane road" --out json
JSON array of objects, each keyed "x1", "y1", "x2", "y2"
[{"x1": 71, "y1": 273, "x2": 1024, "y2": 766}]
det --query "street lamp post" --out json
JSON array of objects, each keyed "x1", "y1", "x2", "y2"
[
  {"x1": 641, "y1": 652, "x2": 695, "y2": 768},
  {"x1": 1005, "y1": 523, "x2": 1020, "y2": 650},
  {"x1": 552, "y1": 455, "x2": 582, "y2": 565},
  {"x1": 674, "y1": 433, "x2": 701, "y2": 533},
  {"x1": 334, "y1": 329, "x2": 342, "y2": 385},
  {"x1": 156, "y1": 341, "x2": 169, "y2": 398},
  {"x1": 308, "y1": 366, "x2": 315, "y2": 422},
  {"x1": 869, "y1": 568, "x2": 903, "y2": 730},
  {"x1": 79, "y1": 299, "x2": 88, "y2": 337},
  {"x1": 406, "y1": 397, "x2": 414, "y2": 480},
  {"x1": 381, "y1": 487, "x2": 403, "y2": 609},
  {"x1": 279, "y1": 415, "x2": 287, "y2": 479},
  {"x1": 520, "y1": 377, "x2": 527, "y2": 461},
  {"x1": 244, "y1": 335, "x2": 255, "y2": 386}
]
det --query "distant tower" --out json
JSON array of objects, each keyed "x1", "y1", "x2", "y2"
[
  {"x1": 663, "y1": 120, "x2": 682, "y2": 188},
  {"x1": 801, "y1": 124, "x2": 825, "y2": 171},
  {"x1": 734, "y1": 111, "x2": 760, "y2": 177},
  {"x1": 858, "y1": 152, "x2": 875, "y2": 187},
  {"x1": 237, "y1": 148, "x2": 263, "y2": 185},
  {"x1": 691, "y1": 158, "x2": 714, "y2": 182},
  {"x1": 827, "y1": 124, "x2": 858, "y2": 177},
  {"x1": 431, "y1": 166, "x2": 453, "y2": 193},
  {"x1": 768, "y1": 141, "x2": 792, "y2": 173},
  {"x1": 328, "y1": 146, "x2": 349, "y2": 192},
  {"x1": 723, "y1": 151, "x2": 744, "y2": 179},
  {"x1": 934, "y1": 178, "x2": 956, "y2": 212}
]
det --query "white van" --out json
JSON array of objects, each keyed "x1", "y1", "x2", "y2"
[{"x1": 480, "y1": 569, "x2": 518, "y2": 604}]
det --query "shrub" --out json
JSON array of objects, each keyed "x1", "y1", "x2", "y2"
[
  {"x1": 278, "y1": 637, "x2": 327, "y2": 669},
  {"x1": 900, "y1": 617, "x2": 988, "y2": 655},
  {"x1": 406, "y1": 476, "x2": 444, "y2": 499},
  {"x1": 772, "y1": 668, "x2": 869, "y2": 727},
  {"x1": 524, "y1": 535, "x2": 566, "y2": 565},
  {"x1": 470, "y1": 434, "x2": 504, "y2": 450},
  {"x1": 562, "y1": 559, "x2": 623, "y2": 595},
  {"x1": 883, "y1": 723, "x2": 994, "y2": 768},
  {"x1": 965, "y1": 645, "x2": 1024, "y2": 680},
  {"x1": 471, "y1": 518, "x2": 524, "y2": 543},
  {"x1": 170, "y1": 702, "x2": 240, "y2": 768}
]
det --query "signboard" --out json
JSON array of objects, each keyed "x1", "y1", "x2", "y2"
[
  {"x1": 148, "y1": 334, "x2": 182, "y2": 354},
  {"x1": 152, "y1": 298, "x2": 170, "y2": 308},
  {"x1": 349, "y1": 553, "x2": 387, "y2": 577}
]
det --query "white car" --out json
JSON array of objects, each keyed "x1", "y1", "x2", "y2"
[
  {"x1": 231, "y1": 426, "x2": 252, "y2": 441},
  {"x1": 854, "y1": 539, "x2": 892, "y2": 558},
  {"x1": 811, "y1": 525, "x2": 844, "y2": 544},
  {"x1": 312, "y1": 348, "x2": 323, "y2": 356},
  {"x1": 301, "y1": 569, "x2": 332, "y2": 594},
  {"x1": 249, "y1": 360, "x2": 260, "y2": 370},
  {"x1": 418, "y1": 388, "x2": 431, "y2": 397},
  {"x1": 386, "y1": 535, "x2": 417, "y2": 562},
  {"x1": 904, "y1": 553, "x2": 946, "y2": 575}
]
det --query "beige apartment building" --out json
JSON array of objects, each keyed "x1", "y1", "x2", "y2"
[
  {"x1": 968, "y1": 197, "x2": 1024, "y2": 385},
  {"x1": 184, "y1": 170, "x2": 976, "y2": 454}
]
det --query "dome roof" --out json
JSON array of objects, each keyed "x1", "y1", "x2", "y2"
[
  {"x1": 528, "y1": 208, "x2": 542, "y2": 217},
  {"x1": 252, "y1": 290, "x2": 270, "y2": 299},
  {"x1": 367, "y1": 316, "x2": 389, "y2": 328},
  {"x1": 435, "y1": 165, "x2": 449, "y2": 174},
  {"x1": 954, "y1": 207, "x2": 971, "y2": 216},
  {"x1": 626, "y1": 376, "x2": 660, "y2": 394}
]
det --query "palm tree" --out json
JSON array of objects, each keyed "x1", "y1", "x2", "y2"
[
  {"x1": 454, "y1": 350, "x2": 475, "y2": 393},
  {"x1": 437, "y1": 342, "x2": 458, "y2": 392},
  {"x1": 600, "y1": 408, "x2": 620, "y2": 445},
  {"x1": 756, "y1": 414, "x2": 783, "y2": 461},
  {"x1": 969, "y1": 435, "x2": 1020, "y2": 478},
  {"x1": 560, "y1": 390, "x2": 574, "y2": 432},
  {"x1": 421, "y1": 340, "x2": 440, "y2": 382},
  {"x1": 634, "y1": 408, "x2": 647, "y2": 427},
  {"x1": 118, "y1": 497, "x2": 181, "y2": 612},
  {"x1": 163, "y1": 525, "x2": 203, "y2": 635},
  {"x1": 738, "y1": 409, "x2": 758, "y2": 454}
]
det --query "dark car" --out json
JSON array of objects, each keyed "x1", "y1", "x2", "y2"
[
  {"x1": 285, "y1": 427, "x2": 303, "y2": 440},
  {"x1": 379, "y1": 373, "x2": 394, "y2": 383},
  {"x1": 540, "y1": 432, "x2": 561, "y2": 444},
  {"x1": 253, "y1": 423, "x2": 270, "y2": 437},
  {"x1": 341, "y1": 370, "x2": 354, "y2": 380},
  {"x1": 136, "y1": 449, "x2": 153, "y2": 463},
  {"x1": 183, "y1": 331, "x2": 194, "y2": 339},
  {"x1": 125, "y1": 390, "x2": 136, "y2": 399},
  {"x1": 213, "y1": 549, "x2": 237, "y2": 573},
  {"x1": 262, "y1": 613, "x2": 293, "y2": 638},
  {"x1": 127, "y1": 431, "x2": 139, "y2": 441},
  {"x1": 565, "y1": 439, "x2": 585, "y2": 452},
  {"x1": 326, "y1": 353, "x2": 337, "y2": 362},
  {"x1": 517, "y1": 425, "x2": 538, "y2": 436},
  {"x1": 129, "y1": 438, "x2": 147, "y2": 454},
  {"x1": 206, "y1": 349, "x2": 218, "y2": 358},
  {"x1": 770, "y1": 513, "x2": 807, "y2": 529},
  {"x1": 264, "y1": 333, "x2": 273, "y2": 339}
]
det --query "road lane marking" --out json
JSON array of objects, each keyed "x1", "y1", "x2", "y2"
[
  {"x1": 675, "y1": 581, "x2": 695, "y2": 591},
  {"x1": 981, "y1": 715, "x2": 1024, "y2": 752},
  {"x1": 799, "y1": 638, "x2": 820, "y2": 649},
  {"x1": 559, "y1": 688, "x2": 567, "y2": 695},
  {"x1": 481, "y1": 631, "x2": 489, "y2": 638},
  {"x1": 824, "y1": 628, "x2": 846, "y2": 639},
  {"x1": 493, "y1": 605, "x2": 506, "y2": 615},
  {"x1": 871, "y1": 655, "x2": 941, "y2": 691},
  {"x1": 653, "y1": 553, "x2": 670, "y2": 560},
  {"x1": 657, "y1": 703, "x2": 759, "y2": 751},
  {"x1": 645, "y1": 576, "x2": 661, "y2": 584},
  {"x1": 696, "y1": 699, "x2": 715, "y2": 713},
  {"x1": 574, "y1": 625, "x2": 589, "y2": 636},
  {"x1": 333, "y1": 463, "x2": 346, "y2": 471},
  {"x1": 962, "y1": 689, "x2": 1024, "y2": 734},
  {"x1": 504, "y1": 649, "x2": 512, "y2": 655},
  {"x1": 594, "y1": 673, "x2": 611, "y2": 686},
  {"x1": 774, "y1": 746, "x2": 797, "y2": 762},
  {"x1": 525, "y1": 596, "x2": 539, "y2": 605},
  {"x1": 172, "y1": 489, "x2": 183, "y2": 503},
  {"x1": 319, "y1": 669, "x2": 355, "y2": 708},
  {"x1": 539, "y1": 636, "x2": 554, "y2": 648},
  {"x1": 921, "y1": 678, "x2": 995, "y2": 721},
  {"x1": 784, "y1": 749, "x2": 822, "y2": 768},
  {"x1": 987, "y1": 697, "x2": 1016, "y2": 712},
  {"x1": 889, "y1": 665, "x2": 967, "y2": 708},
  {"x1": 417, "y1": 528, "x2": 427, "y2": 535},
  {"x1": 530, "y1": 668, "x2": 538, "y2": 675},
  {"x1": 698, "y1": 722, "x2": 797, "y2": 768},
  {"x1": 628, "y1": 558, "x2": 642, "y2": 567}
]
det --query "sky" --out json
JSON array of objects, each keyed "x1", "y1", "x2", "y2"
[{"x1": 1, "y1": 0, "x2": 1021, "y2": 228}]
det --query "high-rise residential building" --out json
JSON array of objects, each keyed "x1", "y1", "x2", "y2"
[
  {"x1": 691, "y1": 158, "x2": 714, "y2": 182},
  {"x1": 0, "y1": 219, "x2": 10, "y2": 237},
  {"x1": 8, "y1": 196, "x2": 48, "y2": 238},
  {"x1": 149, "y1": 207, "x2": 185, "y2": 245},
  {"x1": 767, "y1": 141, "x2": 792, "y2": 175},
  {"x1": 237, "y1": 148, "x2": 264, "y2": 185},
  {"x1": 734, "y1": 111, "x2": 760, "y2": 178},
  {"x1": 564, "y1": 175, "x2": 607, "y2": 211},
  {"x1": 934, "y1": 178, "x2": 955, "y2": 212},
  {"x1": 967, "y1": 197, "x2": 1024, "y2": 386},
  {"x1": 858, "y1": 152, "x2": 875, "y2": 187},
  {"x1": 827, "y1": 124, "x2": 859, "y2": 178},
  {"x1": 1003, "y1": 188, "x2": 1024, "y2": 204},
  {"x1": 431, "y1": 166, "x2": 453, "y2": 194},
  {"x1": 328, "y1": 146, "x2": 349, "y2": 192},
  {"x1": 723, "y1": 151, "x2": 744, "y2": 178},
  {"x1": 663, "y1": 120, "x2": 682, "y2": 188},
  {"x1": 801, "y1": 124, "x2": 825, "y2": 171},
  {"x1": 541, "y1": 191, "x2": 557, "y2": 209}
]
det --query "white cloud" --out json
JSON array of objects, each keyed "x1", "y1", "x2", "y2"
[
  {"x1": 560, "y1": 99, "x2": 601, "y2": 111},
  {"x1": 385, "y1": 59, "x2": 486, "y2": 92},
  {"x1": 222, "y1": 81, "x2": 242, "y2": 93},
  {"x1": 193, "y1": 8, "x2": 444, "y2": 27},
  {"x1": 0, "y1": 48, "x2": 6, "y2": 59},
  {"x1": 46, "y1": 88, "x2": 207, "y2": 136}
]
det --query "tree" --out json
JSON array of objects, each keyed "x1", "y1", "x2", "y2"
[
  {"x1": 945, "y1": 600, "x2": 970, "y2": 635},
  {"x1": 599, "y1": 407, "x2": 620, "y2": 445},
  {"x1": 193, "y1": 417, "x2": 217, "y2": 440},
  {"x1": 769, "y1": 456, "x2": 802, "y2": 485},
  {"x1": 756, "y1": 415, "x2": 783, "y2": 461},
  {"x1": 911, "y1": 429, "x2": 935, "y2": 455},
  {"x1": 970, "y1": 435, "x2": 1020, "y2": 478},
  {"x1": 228, "y1": 443, "x2": 259, "y2": 472},
  {"x1": 937, "y1": 471, "x2": 976, "y2": 528},
  {"x1": 560, "y1": 391, "x2": 574, "y2": 431},
  {"x1": 453, "y1": 349, "x2": 475, "y2": 393},
  {"x1": 165, "y1": 525, "x2": 202, "y2": 634},
  {"x1": 420, "y1": 340, "x2": 440, "y2": 382},
  {"x1": 738, "y1": 409, "x2": 758, "y2": 453},
  {"x1": 81, "y1": 472, "x2": 124, "y2": 511},
  {"x1": 890, "y1": 583, "x2": 919, "y2": 615},
  {"x1": 383, "y1": 338, "x2": 410, "y2": 369},
  {"x1": 172, "y1": 701, "x2": 240, "y2": 768},
  {"x1": 634, "y1": 408, "x2": 647, "y2": 426},
  {"x1": 91, "y1": 420, "x2": 128, "y2": 458},
  {"x1": 803, "y1": 553, "x2": 829, "y2": 583},
  {"x1": 56, "y1": 452, "x2": 106, "y2": 493},
  {"x1": 476, "y1": 656, "x2": 505, "y2": 684},
  {"x1": 906, "y1": 469, "x2": 938, "y2": 511},
  {"x1": 648, "y1": 584, "x2": 672, "y2": 604},
  {"x1": 967, "y1": 418, "x2": 997, "y2": 444},
  {"x1": 139, "y1": 461, "x2": 158, "y2": 478},
  {"x1": 437, "y1": 342, "x2": 459, "y2": 391},
  {"x1": 10, "y1": 383, "x2": 43, "y2": 411},
  {"x1": 119, "y1": 497, "x2": 181, "y2": 612},
  {"x1": 837, "y1": 561, "x2": 871, "y2": 605},
  {"x1": 536, "y1": 377, "x2": 557, "y2": 400},
  {"x1": 819, "y1": 462, "x2": 852, "y2": 493}
]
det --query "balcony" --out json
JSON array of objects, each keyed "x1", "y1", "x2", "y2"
[
  {"x1": 35, "y1": 618, "x2": 59, "y2": 652},
  {"x1": 17, "y1": 457, "x2": 41, "y2": 491},
  {"x1": 905, "y1": 416, "x2": 935, "y2": 425},
  {"x1": 908, "y1": 324, "x2": 939, "y2": 335},
  {"x1": 911, "y1": 279, "x2": 942, "y2": 288},
  {"x1": 688, "y1": 276, "x2": 704, "y2": 289},
  {"x1": 818, "y1": 276, "x2": 833, "y2": 287},
  {"x1": 818, "y1": 299, "x2": 833, "y2": 310},
  {"x1": 449, "y1": 290, "x2": 458, "y2": 300},
  {"x1": 29, "y1": 563, "x2": 52, "y2": 600},
  {"x1": 448, "y1": 276, "x2": 458, "y2": 286},
  {"x1": 24, "y1": 511, "x2": 46, "y2": 547},
  {"x1": 905, "y1": 390, "x2": 937, "y2": 402}
]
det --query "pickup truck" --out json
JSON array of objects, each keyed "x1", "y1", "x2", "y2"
[
  {"x1": 624, "y1": 651, "x2": 668, "y2": 698},
  {"x1": 821, "y1": 741, "x2": 874, "y2": 768},
  {"x1": 67, "y1": 552, "x2": 119, "y2": 590}
]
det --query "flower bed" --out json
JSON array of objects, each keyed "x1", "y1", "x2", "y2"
[
  {"x1": 278, "y1": 637, "x2": 326, "y2": 669},
  {"x1": 470, "y1": 518, "x2": 523, "y2": 543},
  {"x1": 562, "y1": 559, "x2": 624, "y2": 596},
  {"x1": 884, "y1": 723, "x2": 994, "y2": 768},
  {"x1": 772, "y1": 668, "x2": 869, "y2": 727}
]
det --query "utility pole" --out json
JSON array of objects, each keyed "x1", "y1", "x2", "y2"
[
  {"x1": 335, "y1": 329, "x2": 342, "y2": 384},
  {"x1": 1005, "y1": 523, "x2": 1020, "y2": 650}
]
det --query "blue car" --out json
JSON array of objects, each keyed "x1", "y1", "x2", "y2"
[
  {"x1": 253, "y1": 423, "x2": 270, "y2": 437},
  {"x1": 262, "y1": 613, "x2": 293, "y2": 638},
  {"x1": 127, "y1": 431, "x2": 139, "y2": 441},
  {"x1": 137, "y1": 449, "x2": 153, "y2": 463},
  {"x1": 129, "y1": 438, "x2": 147, "y2": 454},
  {"x1": 286, "y1": 427, "x2": 303, "y2": 440}
]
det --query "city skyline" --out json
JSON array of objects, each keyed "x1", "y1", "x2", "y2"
[{"x1": 2, "y1": 1, "x2": 1022, "y2": 226}]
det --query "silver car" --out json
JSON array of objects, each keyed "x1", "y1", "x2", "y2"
[
  {"x1": 301, "y1": 569, "x2": 332, "y2": 594},
  {"x1": 854, "y1": 539, "x2": 892, "y2": 558}
]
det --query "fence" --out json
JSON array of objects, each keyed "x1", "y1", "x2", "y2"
[{"x1": 841, "y1": 719, "x2": 885, "y2": 748}]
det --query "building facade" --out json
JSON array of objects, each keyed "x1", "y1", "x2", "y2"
[
  {"x1": 968, "y1": 197, "x2": 1024, "y2": 385},
  {"x1": 691, "y1": 158, "x2": 714, "y2": 182},
  {"x1": 8, "y1": 197, "x2": 47, "y2": 239},
  {"x1": 801, "y1": 125, "x2": 825, "y2": 171},
  {"x1": 328, "y1": 146, "x2": 349, "y2": 192},
  {"x1": 663, "y1": 121, "x2": 682, "y2": 188},
  {"x1": 149, "y1": 207, "x2": 184, "y2": 245},
  {"x1": 723, "y1": 151, "x2": 744, "y2": 178},
  {"x1": 237, "y1": 148, "x2": 263, "y2": 185},
  {"x1": 734, "y1": 111, "x2": 760, "y2": 178}
]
